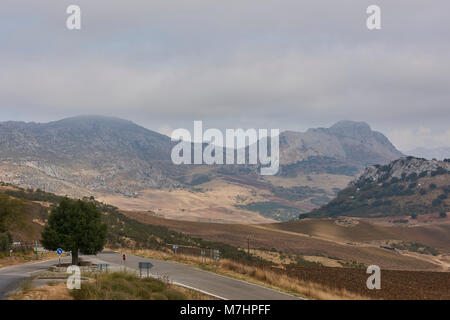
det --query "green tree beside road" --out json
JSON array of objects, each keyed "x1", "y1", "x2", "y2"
[{"x1": 41, "y1": 198, "x2": 107, "y2": 265}]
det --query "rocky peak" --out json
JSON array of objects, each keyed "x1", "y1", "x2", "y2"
[
  {"x1": 280, "y1": 121, "x2": 403, "y2": 167},
  {"x1": 355, "y1": 157, "x2": 450, "y2": 185},
  {"x1": 328, "y1": 120, "x2": 373, "y2": 137}
]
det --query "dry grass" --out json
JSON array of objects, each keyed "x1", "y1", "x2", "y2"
[
  {"x1": 0, "y1": 251, "x2": 60, "y2": 269},
  {"x1": 69, "y1": 271, "x2": 211, "y2": 300},
  {"x1": 9, "y1": 282, "x2": 73, "y2": 300},
  {"x1": 122, "y1": 248, "x2": 368, "y2": 300}
]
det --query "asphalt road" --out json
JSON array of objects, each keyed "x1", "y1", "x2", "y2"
[
  {"x1": 0, "y1": 257, "x2": 70, "y2": 299},
  {"x1": 0, "y1": 252, "x2": 302, "y2": 300},
  {"x1": 93, "y1": 251, "x2": 302, "y2": 300}
]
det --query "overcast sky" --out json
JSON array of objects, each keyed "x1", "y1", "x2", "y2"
[{"x1": 0, "y1": 0, "x2": 449, "y2": 151}]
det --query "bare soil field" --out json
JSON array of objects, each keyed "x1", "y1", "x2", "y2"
[
  {"x1": 271, "y1": 218, "x2": 450, "y2": 254},
  {"x1": 280, "y1": 265, "x2": 450, "y2": 300}
]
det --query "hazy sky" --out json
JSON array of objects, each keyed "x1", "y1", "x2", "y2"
[{"x1": 0, "y1": 1, "x2": 449, "y2": 151}]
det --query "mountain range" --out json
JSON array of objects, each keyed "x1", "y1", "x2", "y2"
[{"x1": 0, "y1": 116, "x2": 405, "y2": 222}]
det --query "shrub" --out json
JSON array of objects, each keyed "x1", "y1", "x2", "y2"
[
  {"x1": 410, "y1": 213, "x2": 418, "y2": 219},
  {"x1": 429, "y1": 183, "x2": 437, "y2": 190},
  {"x1": 418, "y1": 171, "x2": 428, "y2": 178},
  {"x1": 419, "y1": 189, "x2": 427, "y2": 195},
  {"x1": 371, "y1": 200, "x2": 383, "y2": 207},
  {"x1": 0, "y1": 232, "x2": 12, "y2": 252},
  {"x1": 391, "y1": 177, "x2": 400, "y2": 184},
  {"x1": 431, "y1": 167, "x2": 448, "y2": 177},
  {"x1": 439, "y1": 212, "x2": 447, "y2": 218},
  {"x1": 70, "y1": 272, "x2": 186, "y2": 300}
]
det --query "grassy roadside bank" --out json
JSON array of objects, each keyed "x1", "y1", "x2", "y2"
[
  {"x1": 10, "y1": 271, "x2": 215, "y2": 300},
  {"x1": 0, "y1": 251, "x2": 62, "y2": 269}
]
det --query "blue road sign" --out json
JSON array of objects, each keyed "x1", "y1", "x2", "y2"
[{"x1": 56, "y1": 248, "x2": 63, "y2": 255}]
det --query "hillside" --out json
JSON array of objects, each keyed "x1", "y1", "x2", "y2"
[
  {"x1": 2, "y1": 183, "x2": 450, "y2": 299},
  {"x1": 0, "y1": 116, "x2": 404, "y2": 222},
  {"x1": 2, "y1": 182, "x2": 446, "y2": 271},
  {"x1": 309, "y1": 157, "x2": 450, "y2": 218}
]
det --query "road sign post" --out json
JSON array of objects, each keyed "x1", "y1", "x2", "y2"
[
  {"x1": 214, "y1": 250, "x2": 220, "y2": 271},
  {"x1": 138, "y1": 262, "x2": 153, "y2": 278},
  {"x1": 9, "y1": 249, "x2": 13, "y2": 262},
  {"x1": 122, "y1": 254, "x2": 126, "y2": 271},
  {"x1": 57, "y1": 248, "x2": 63, "y2": 267},
  {"x1": 35, "y1": 240, "x2": 38, "y2": 260},
  {"x1": 201, "y1": 250, "x2": 206, "y2": 264},
  {"x1": 172, "y1": 245, "x2": 178, "y2": 255}
]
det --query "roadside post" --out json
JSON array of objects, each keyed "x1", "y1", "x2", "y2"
[
  {"x1": 201, "y1": 249, "x2": 206, "y2": 264},
  {"x1": 35, "y1": 240, "x2": 38, "y2": 260},
  {"x1": 214, "y1": 249, "x2": 220, "y2": 271},
  {"x1": 138, "y1": 262, "x2": 153, "y2": 278},
  {"x1": 57, "y1": 248, "x2": 63, "y2": 267},
  {"x1": 9, "y1": 249, "x2": 13, "y2": 262},
  {"x1": 172, "y1": 244, "x2": 178, "y2": 256},
  {"x1": 122, "y1": 254, "x2": 126, "y2": 271}
]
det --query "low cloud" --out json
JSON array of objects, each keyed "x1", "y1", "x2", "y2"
[
  {"x1": 388, "y1": 127, "x2": 450, "y2": 151},
  {"x1": 0, "y1": 0, "x2": 449, "y2": 150}
]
